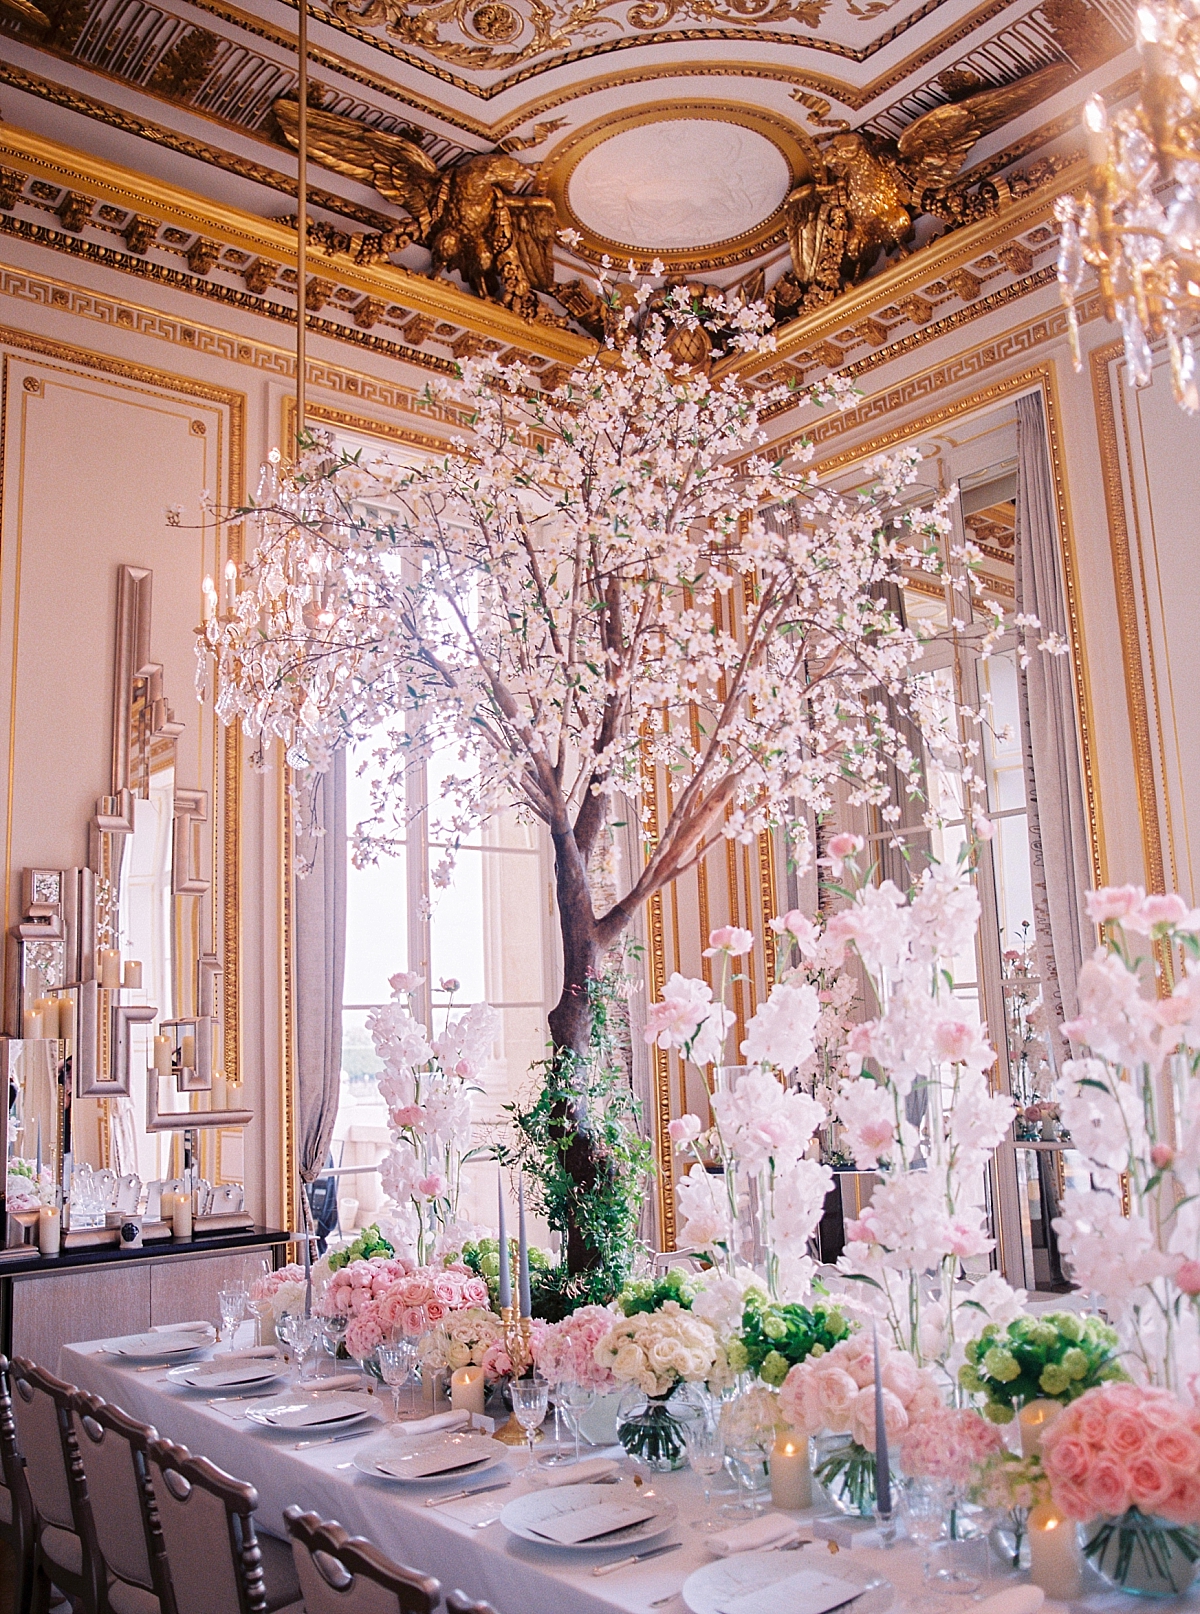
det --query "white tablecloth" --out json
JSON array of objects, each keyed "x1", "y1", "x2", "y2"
[{"x1": 57, "y1": 1336, "x2": 1125, "y2": 1614}]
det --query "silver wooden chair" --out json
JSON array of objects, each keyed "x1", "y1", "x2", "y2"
[
  {"x1": 70, "y1": 1392, "x2": 172, "y2": 1614},
  {"x1": 282, "y1": 1509, "x2": 440, "y2": 1614},
  {"x1": 0, "y1": 1356, "x2": 37, "y2": 1614},
  {"x1": 145, "y1": 1437, "x2": 302, "y2": 1614},
  {"x1": 9, "y1": 1356, "x2": 105, "y2": 1614}
]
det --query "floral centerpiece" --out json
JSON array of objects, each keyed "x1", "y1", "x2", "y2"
[
  {"x1": 455, "y1": 1236, "x2": 552, "y2": 1314},
  {"x1": 959, "y1": 1311, "x2": 1125, "y2": 1423},
  {"x1": 249, "y1": 1263, "x2": 309, "y2": 1332},
  {"x1": 616, "y1": 1268, "x2": 701, "y2": 1316},
  {"x1": 1042, "y1": 1382, "x2": 1200, "y2": 1595},
  {"x1": 779, "y1": 1330, "x2": 942, "y2": 1515},
  {"x1": 970, "y1": 1450, "x2": 1051, "y2": 1568},
  {"x1": 418, "y1": 1306, "x2": 505, "y2": 1376},
  {"x1": 898, "y1": 1402, "x2": 1005, "y2": 1486},
  {"x1": 333, "y1": 1262, "x2": 491, "y2": 1362},
  {"x1": 595, "y1": 1301, "x2": 723, "y2": 1471},
  {"x1": 327, "y1": 1223, "x2": 395, "y2": 1272},
  {"x1": 316, "y1": 1254, "x2": 415, "y2": 1323},
  {"x1": 728, "y1": 1291, "x2": 852, "y2": 1387},
  {"x1": 534, "y1": 1304, "x2": 618, "y2": 1389}
]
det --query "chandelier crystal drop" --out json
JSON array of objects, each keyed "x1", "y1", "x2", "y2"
[{"x1": 1057, "y1": 0, "x2": 1200, "y2": 411}]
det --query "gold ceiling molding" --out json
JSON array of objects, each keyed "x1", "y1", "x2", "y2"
[
  {"x1": 0, "y1": 121, "x2": 595, "y2": 364},
  {"x1": 0, "y1": 262, "x2": 476, "y2": 436},
  {"x1": 718, "y1": 160, "x2": 1085, "y2": 382},
  {"x1": 542, "y1": 101, "x2": 816, "y2": 269}
]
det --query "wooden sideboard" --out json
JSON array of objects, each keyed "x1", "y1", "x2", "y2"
[{"x1": 0, "y1": 1227, "x2": 290, "y2": 1369}]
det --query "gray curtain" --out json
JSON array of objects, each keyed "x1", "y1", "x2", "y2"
[
  {"x1": 1013, "y1": 392, "x2": 1092, "y2": 1050},
  {"x1": 295, "y1": 748, "x2": 347, "y2": 1201}
]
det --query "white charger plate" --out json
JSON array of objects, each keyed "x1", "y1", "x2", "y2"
[
  {"x1": 111, "y1": 1333, "x2": 209, "y2": 1361},
  {"x1": 166, "y1": 1360, "x2": 281, "y2": 1391},
  {"x1": 244, "y1": 1392, "x2": 376, "y2": 1431},
  {"x1": 352, "y1": 1430, "x2": 501, "y2": 1484},
  {"x1": 682, "y1": 1547, "x2": 893, "y2": 1614},
  {"x1": 500, "y1": 1481, "x2": 677, "y2": 1551}
]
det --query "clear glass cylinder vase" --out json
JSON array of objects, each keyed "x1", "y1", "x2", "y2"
[
  {"x1": 616, "y1": 1384, "x2": 691, "y2": 1472},
  {"x1": 812, "y1": 1432, "x2": 877, "y2": 1517},
  {"x1": 1085, "y1": 1509, "x2": 1200, "y2": 1597}
]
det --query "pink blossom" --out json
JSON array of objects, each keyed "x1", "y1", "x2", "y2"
[
  {"x1": 392, "y1": 1104, "x2": 425, "y2": 1129},
  {"x1": 533, "y1": 1305, "x2": 617, "y2": 1390},
  {"x1": 418, "y1": 1173, "x2": 448, "y2": 1199},
  {"x1": 770, "y1": 910, "x2": 818, "y2": 948},
  {"x1": 898, "y1": 1405, "x2": 1003, "y2": 1484},
  {"x1": 1177, "y1": 1260, "x2": 1200, "y2": 1295},
  {"x1": 824, "y1": 833, "x2": 864, "y2": 876},
  {"x1": 1126, "y1": 893, "x2": 1189, "y2": 934},
  {"x1": 669, "y1": 1114, "x2": 703, "y2": 1147},
  {"x1": 971, "y1": 808, "x2": 995, "y2": 842},
  {"x1": 345, "y1": 1312, "x2": 385, "y2": 1360},
  {"x1": 1085, "y1": 885, "x2": 1146, "y2": 923},
  {"x1": 389, "y1": 971, "x2": 424, "y2": 993},
  {"x1": 1151, "y1": 1143, "x2": 1177, "y2": 1169},
  {"x1": 704, "y1": 925, "x2": 754, "y2": 957}
]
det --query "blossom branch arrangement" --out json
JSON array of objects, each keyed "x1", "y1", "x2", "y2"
[{"x1": 1049, "y1": 885, "x2": 1200, "y2": 1390}]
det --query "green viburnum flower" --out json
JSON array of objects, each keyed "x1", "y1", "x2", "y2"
[
  {"x1": 763, "y1": 1313, "x2": 788, "y2": 1342},
  {"x1": 1039, "y1": 1364, "x2": 1072, "y2": 1395},
  {"x1": 983, "y1": 1347, "x2": 1022, "y2": 1383},
  {"x1": 761, "y1": 1351, "x2": 790, "y2": 1386},
  {"x1": 1054, "y1": 1312, "x2": 1083, "y2": 1343},
  {"x1": 984, "y1": 1401, "x2": 1016, "y2": 1424},
  {"x1": 810, "y1": 1342, "x2": 826, "y2": 1358},
  {"x1": 1027, "y1": 1322, "x2": 1059, "y2": 1351},
  {"x1": 825, "y1": 1310, "x2": 850, "y2": 1340},
  {"x1": 958, "y1": 1364, "x2": 985, "y2": 1394},
  {"x1": 1061, "y1": 1347, "x2": 1089, "y2": 1380},
  {"x1": 726, "y1": 1340, "x2": 750, "y2": 1373}
]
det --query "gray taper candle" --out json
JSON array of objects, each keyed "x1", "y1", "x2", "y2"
[
  {"x1": 873, "y1": 1322, "x2": 892, "y2": 1517},
  {"x1": 497, "y1": 1168, "x2": 511, "y2": 1310}
]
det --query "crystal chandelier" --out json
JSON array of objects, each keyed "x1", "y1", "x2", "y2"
[{"x1": 1057, "y1": 0, "x2": 1200, "y2": 411}]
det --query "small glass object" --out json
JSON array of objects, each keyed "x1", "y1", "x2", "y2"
[
  {"x1": 681, "y1": 1412, "x2": 726, "y2": 1532},
  {"x1": 511, "y1": 1375, "x2": 550, "y2": 1465},
  {"x1": 901, "y1": 1477, "x2": 957, "y2": 1608},
  {"x1": 720, "y1": 1392, "x2": 775, "y2": 1516},
  {"x1": 217, "y1": 1286, "x2": 245, "y2": 1348},
  {"x1": 376, "y1": 1342, "x2": 415, "y2": 1421},
  {"x1": 276, "y1": 1309, "x2": 297, "y2": 1365},
  {"x1": 321, "y1": 1312, "x2": 349, "y2": 1370},
  {"x1": 556, "y1": 1377, "x2": 597, "y2": 1464},
  {"x1": 291, "y1": 1316, "x2": 321, "y2": 1382}
]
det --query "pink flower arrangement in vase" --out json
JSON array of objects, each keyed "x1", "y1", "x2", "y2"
[
  {"x1": 338, "y1": 1262, "x2": 492, "y2": 1364},
  {"x1": 533, "y1": 1305, "x2": 618, "y2": 1389},
  {"x1": 898, "y1": 1403, "x2": 1005, "y2": 1486},
  {"x1": 1041, "y1": 1382, "x2": 1200, "y2": 1595}
]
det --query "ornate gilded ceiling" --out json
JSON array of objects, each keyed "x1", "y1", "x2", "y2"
[{"x1": 0, "y1": 0, "x2": 1136, "y2": 367}]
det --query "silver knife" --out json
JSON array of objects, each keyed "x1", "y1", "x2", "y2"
[
  {"x1": 294, "y1": 1426, "x2": 377, "y2": 1451},
  {"x1": 591, "y1": 1542, "x2": 683, "y2": 1577},
  {"x1": 425, "y1": 1480, "x2": 511, "y2": 1508}
]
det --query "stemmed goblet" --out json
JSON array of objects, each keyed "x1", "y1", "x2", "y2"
[
  {"x1": 555, "y1": 1376, "x2": 597, "y2": 1464},
  {"x1": 217, "y1": 1286, "x2": 245, "y2": 1350},
  {"x1": 511, "y1": 1375, "x2": 550, "y2": 1467},
  {"x1": 681, "y1": 1412, "x2": 726, "y2": 1532}
]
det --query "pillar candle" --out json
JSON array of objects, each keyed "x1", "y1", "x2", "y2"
[
  {"x1": 22, "y1": 1007, "x2": 43, "y2": 1040},
  {"x1": 172, "y1": 1193, "x2": 192, "y2": 1240},
  {"x1": 212, "y1": 1074, "x2": 227, "y2": 1111},
  {"x1": 38, "y1": 1203, "x2": 60, "y2": 1257},
  {"x1": 872, "y1": 1323, "x2": 892, "y2": 1516},
  {"x1": 517, "y1": 1172, "x2": 531, "y2": 1318},
  {"x1": 153, "y1": 1036, "x2": 172, "y2": 1075},
  {"x1": 181, "y1": 1032, "x2": 196, "y2": 1069},
  {"x1": 123, "y1": 960, "x2": 143, "y2": 990},
  {"x1": 57, "y1": 995, "x2": 73, "y2": 1039},
  {"x1": 450, "y1": 1365, "x2": 486, "y2": 1418},
  {"x1": 1019, "y1": 1398, "x2": 1062, "y2": 1457},
  {"x1": 1028, "y1": 1500, "x2": 1082, "y2": 1599},
  {"x1": 33, "y1": 998, "x2": 55, "y2": 1037},
  {"x1": 496, "y1": 1170, "x2": 511, "y2": 1310},
  {"x1": 770, "y1": 1433, "x2": 812, "y2": 1510},
  {"x1": 161, "y1": 1190, "x2": 176, "y2": 1225},
  {"x1": 99, "y1": 948, "x2": 121, "y2": 989}
]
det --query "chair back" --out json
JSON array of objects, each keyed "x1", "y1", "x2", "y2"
[
  {"x1": 8, "y1": 1357, "x2": 77, "y2": 1534},
  {"x1": 283, "y1": 1508, "x2": 440, "y2": 1614},
  {"x1": 147, "y1": 1436, "x2": 265, "y2": 1614},
  {"x1": 0, "y1": 1355, "x2": 35, "y2": 1609},
  {"x1": 445, "y1": 1594, "x2": 500, "y2": 1614},
  {"x1": 72, "y1": 1391, "x2": 169, "y2": 1602}
]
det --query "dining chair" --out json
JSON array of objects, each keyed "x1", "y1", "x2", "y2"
[
  {"x1": 145, "y1": 1437, "x2": 302, "y2": 1614},
  {"x1": 282, "y1": 1509, "x2": 440, "y2": 1614},
  {"x1": 9, "y1": 1356, "x2": 105, "y2": 1614},
  {"x1": 0, "y1": 1356, "x2": 36, "y2": 1614},
  {"x1": 445, "y1": 1594, "x2": 500, "y2": 1614},
  {"x1": 70, "y1": 1391, "x2": 172, "y2": 1614}
]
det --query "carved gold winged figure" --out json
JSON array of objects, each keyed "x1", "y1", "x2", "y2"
[
  {"x1": 772, "y1": 60, "x2": 1076, "y2": 320},
  {"x1": 274, "y1": 100, "x2": 559, "y2": 321}
]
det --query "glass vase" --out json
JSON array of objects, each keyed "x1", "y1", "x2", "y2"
[
  {"x1": 812, "y1": 1432, "x2": 877, "y2": 1518},
  {"x1": 616, "y1": 1384, "x2": 691, "y2": 1472},
  {"x1": 1085, "y1": 1509, "x2": 1200, "y2": 1597}
]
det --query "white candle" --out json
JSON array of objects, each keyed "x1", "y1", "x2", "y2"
[
  {"x1": 224, "y1": 559, "x2": 238, "y2": 610},
  {"x1": 160, "y1": 1190, "x2": 175, "y2": 1224},
  {"x1": 153, "y1": 1035, "x2": 172, "y2": 1075},
  {"x1": 99, "y1": 948, "x2": 121, "y2": 989},
  {"x1": 202, "y1": 575, "x2": 217, "y2": 622},
  {"x1": 22, "y1": 1007, "x2": 43, "y2": 1040},
  {"x1": 450, "y1": 1365, "x2": 486, "y2": 1418},
  {"x1": 1019, "y1": 1398, "x2": 1062, "y2": 1457},
  {"x1": 181, "y1": 1033, "x2": 196, "y2": 1069},
  {"x1": 172, "y1": 1193, "x2": 192, "y2": 1240},
  {"x1": 38, "y1": 1203, "x2": 60, "y2": 1257},
  {"x1": 771, "y1": 1433, "x2": 812, "y2": 1510},
  {"x1": 57, "y1": 995, "x2": 73, "y2": 1039},
  {"x1": 212, "y1": 1074, "x2": 227, "y2": 1110},
  {"x1": 33, "y1": 997, "x2": 56, "y2": 1037},
  {"x1": 123, "y1": 960, "x2": 143, "y2": 990},
  {"x1": 1028, "y1": 1500, "x2": 1082, "y2": 1599}
]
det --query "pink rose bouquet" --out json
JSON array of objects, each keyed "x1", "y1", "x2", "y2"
[
  {"x1": 316, "y1": 1255, "x2": 415, "y2": 1320},
  {"x1": 898, "y1": 1403, "x2": 1005, "y2": 1485},
  {"x1": 534, "y1": 1305, "x2": 618, "y2": 1390},
  {"x1": 337, "y1": 1261, "x2": 492, "y2": 1362}
]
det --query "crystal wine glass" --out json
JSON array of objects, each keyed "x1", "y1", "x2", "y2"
[
  {"x1": 321, "y1": 1312, "x2": 349, "y2": 1373},
  {"x1": 901, "y1": 1476, "x2": 956, "y2": 1607},
  {"x1": 291, "y1": 1316, "x2": 321, "y2": 1382},
  {"x1": 276, "y1": 1309, "x2": 297, "y2": 1367},
  {"x1": 217, "y1": 1286, "x2": 245, "y2": 1349},
  {"x1": 721, "y1": 1393, "x2": 775, "y2": 1516},
  {"x1": 376, "y1": 1342, "x2": 415, "y2": 1421},
  {"x1": 511, "y1": 1375, "x2": 550, "y2": 1466},
  {"x1": 682, "y1": 1411, "x2": 726, "y2": 1532},
  {"x1": 556, "y1": 1376, "x2": 597, "y2": 1464}
]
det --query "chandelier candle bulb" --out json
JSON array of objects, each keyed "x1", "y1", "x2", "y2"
[
  {"x1": 1028, "y1": 1501, "x2": 1082, "y2": 1599},
  {"x1": 450, "y1": 1365, "x2": 486, "y2": 1418},
  {"x1": 224, "y1": 560, "x2": 237, "y2": 610},
  {"x1": 872, "y1": 1323, "x2": 892, "y2": 1518},
  {"x1": 201, "y1": 575, "x2": 217, "y2": 623},
  {"x1": 123, "y1": 960, "x2": 142, "y2": 990},
  {"x1": 770, "y1": 1433, "x2": 812, "y2": 1510},
  {"x1": 496, "y1": 1170, "x2": 511, "y2": 1311},
  {"x1": 1018, "y1": 1399, "x2": 1061, "y2": 1457},
  {"x1": 517, "y1": 1171, "x2": 531, "y2": 1318}
]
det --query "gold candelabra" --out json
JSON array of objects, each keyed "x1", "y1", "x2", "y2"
[
  {"x1": 491, "y1": 1306, "x2": 543, "y2": 1445},
  {"x1": 1058, "y1": 0, "x2": 1200, "y2": 411}
]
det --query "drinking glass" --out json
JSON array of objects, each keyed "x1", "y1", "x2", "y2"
[
  {"x1": 901, "y1": 1477, "x2": 959, "y2": 1604},
  {"x1": 511, "y1": 1375, "x2": 550, "y2": 1465},
  {"x1": 681, "y1": 1413, "x2": 726, "y2": 1532},
  {"x1": 321, "y1": 1312, "x2": 349, "y2": 1372},
  {"x1": 217, "y1": 1286, "x2": 245, "y2": 1348},
  {"x1": 720, "y1": 1393, "x2": 775, "y2": 1516},
  {"x1": 291, "y1": 1316, "x2": 321, "y2": 1382},
  {"x1": 376, "y1": 1342, "x2": 416, "y2": 1421},
  {"x1": 556, "y1": 1377, "x2": 597, "y2": 1464},
  {"x1": 276, "y1": 1309, "x2": 296, "y2": 1366}
]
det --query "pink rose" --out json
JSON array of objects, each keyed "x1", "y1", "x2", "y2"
[
  {"x1": 1086, "y1": 1457, "x2": 1132, "y2": 1518},
  {"x1": 1077, "y1": 1402, "x2": 1110, "y2": 1447},
  {"x1": 1176, "y1": 1260, "x2": 1200, "y2": 1296},
  {"x1": 1160, "y1": 1473, "x2": 1200, "y2": 1528},
  {"x1": 391, "y1": 1104, "x2": 425, "y2": 1129},
  {"x1": 402, "y1": 1278, "x2": 434, "y2": 1306},
  {"x1": 1085, "y1": 885, "x2": 1145, "y2": 923},
  {"x1": 424, "y1": 1300, "x2": 447, "y2": 1323},
  {"x1": 1107, "y1": 1411, "x2": 1147, "y2": 1459},
  {"x1": 1053, "y1": 1478, "x2": 1094, "y2": 1522},
  {"x1": 432, "y1": 1273, "x2": 461, "y2": 1304},
  {"x1": 1151, "y1": 1144, "x2": 1177, "y2": 1170},
  {"x1": 463, "y1": 1276, "x2": 489, "y2": 1308},
  {"x1": 1129, "y1": 1454, "x2": 1176, "y2": 1513},
  {"x1": 1153, "y1": 1426, "x2": 1200, "y2": 1472},
  {"x1": 400, "y1": 1306, "x2": 426, "y2": 1336},
  {"x1": 704, "y1": 926, "x2": 754, "y2": 957},
  {"x1": 1045, "y1": 1434, "x2": 1090, "y2": 1486}
]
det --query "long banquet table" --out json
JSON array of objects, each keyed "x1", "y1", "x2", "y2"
[{"x1": 59, "y1": 1334, "x2": 1130, "y2": 1614}]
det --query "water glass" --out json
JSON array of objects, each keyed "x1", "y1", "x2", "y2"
[
  {"x1": 682, "y1": 1414, "x2": 726, "y2": 1532},
  {"x1": 321, "y1": 1312, "x2": 349, "y2": 1371},
  {"x1": 555, "y1": 1378, "x2": 597, "y2": 1464},
  {"x1": 376, "y1": 1341, "x2": 417, "y2": 1420},
  {"x1": 276, "y1": 1309, "x2": 297, "y2": 1365},
  {"x1": 720, "y1": 1393, "x2": 775, "y2": 1516},
  {"x1": 291, "y1": 1316, "x2": 322, "y2": 1382},
  {"x1": 511, "y1": 1375, "x2": 550, "y2": 1465},
  {"x1": 217, "y1": 1286, "x2": 245, "y2": 1348}
]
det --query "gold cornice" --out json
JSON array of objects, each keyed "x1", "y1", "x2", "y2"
[
  {"x1": 0, "y1": 122, "x2": 595, "y2": 365},
  {"x1": 719, "y1": 163, "x2": 1084, "y2": 383},
  {"x1": 1090, "y1": 338, "x2": 1166, "y2": 894}
]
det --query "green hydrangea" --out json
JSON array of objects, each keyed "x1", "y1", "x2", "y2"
[
  {"x1": 761, "y1": 1351, "x2": 791, "y2": 1386},
  {"x1": 1039, "y1": 1363, "x2": 1072, "y2": 1395},
  {"x1": 1061, "y1": 1347, "x2": 1089, "y2": 1380},
  {"x1": 984, "y1": 1401, "x2": 1016, "y2": 1424},
  {"x1": 730, "y1": 1293, "x2": 853, "y2": 1386},
  {"x1": 983, "y1": 1347, "x2": 1022, "y2": 1383}
]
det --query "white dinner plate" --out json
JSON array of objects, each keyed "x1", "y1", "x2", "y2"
[
  {"x1": 682, "y1": 1547, "x2": 892, "y2": 1614},
  {"x1": 165, "y1": 1361, "x2": 281, "y2": 1391},
  {"x1": 244, "y1": 1392, "x2": 377, "y2": 1431},
  {"x1": 111, "y1": 1333, "x2": 209, "y2": 1362},
  {"x1": 352, "y1": 1430, "x2": 501, "y2": 1484},
  {"x1": 499, "y1": 1481, "x2": 677, "y2": 1551}
]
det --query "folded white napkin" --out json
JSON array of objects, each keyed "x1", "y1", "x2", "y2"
[
  {"x1": 309, "y1": 1373, "x2": 369, "y2": 1393},
  {"x1": 388, "y1": 1409, "x2": 470, "y2": 1437},
  {"x1": 223, "y1": 1346, "x2": 278, "y2": 1362},
  {"x1": 539, "y1": 1457, "x2": 620, "y2": 1488},
  {"x1": 971, "y1": 1590, "x2": 1044, "y2": 1614},
  {"x1": 709, "y1": 1512, "x2": 802, "y2": 1557},
  {"x1": 151, "y1": 1321, "x2": 216, "y2": 1336}
]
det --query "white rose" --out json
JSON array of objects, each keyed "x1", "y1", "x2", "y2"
[{"x1": 447, "y1": 1341, "x2": 471, "y2": 1370}]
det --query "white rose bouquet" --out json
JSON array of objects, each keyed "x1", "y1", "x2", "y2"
[
  {"x1": 418, "y1": 1305, "x2": 504, "y2": 1375},
  {"x1": 595, "y1": 1300, "x2": 721, "y2": 1398}
]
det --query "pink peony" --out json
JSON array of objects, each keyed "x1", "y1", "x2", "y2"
[
  {"x1": 534, "y1": 1305, "x2": 618, "y2": 1390},
  {"x1": 898, "y1": 1405, "x2": 1004, "y2": 1484},
  {"x1": 345, "y1": 1312, "x2": 385, "y2": 1360},
  {"x1": 851, "y1": 1385, "x2": 908, "y2": 1453},
  {"x1": 704, "y1": 926, "x2": 754, "y2": 957},
  {"x1": 1085, "y1": 885, "x2": 1146, "y2": 923}
]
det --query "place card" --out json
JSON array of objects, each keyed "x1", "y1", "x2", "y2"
[
  {"x1": 529, "y1": 1500, "x2": 656, "y2": 1545},
  {"x1": 718, "y1": 1568, "x2": 861, "y2": 1614}
]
